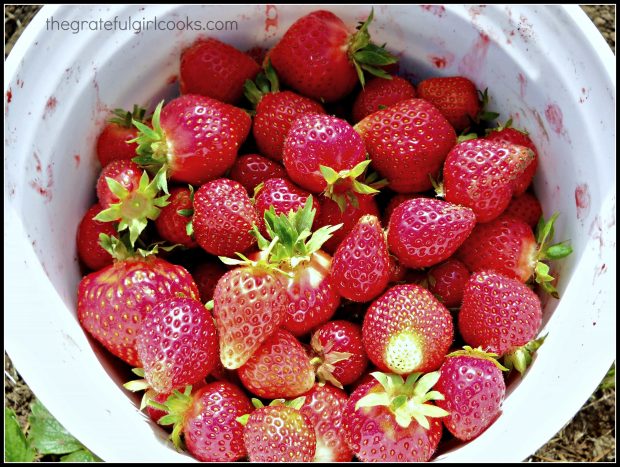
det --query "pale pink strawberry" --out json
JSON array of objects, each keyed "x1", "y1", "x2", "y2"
[{"x1": 300, "y1": 383, "x2": 353, "y2": 462}]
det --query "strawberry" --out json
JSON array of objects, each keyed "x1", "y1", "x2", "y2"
[
  {"x1": 282, "y1": 113, "x2": 369, "y2": 194},
  {"x1": 343, "y1": 371, "x2": 448, "y2": 462},
  {"x1": 458, "y1": 270, "x2": 546, "y2": 373},
  {"x1": 355, "y1": 98, "x2": 456, "y2": 193},
  {"x1": 310, "y1": 320, "x2": 368, "y2": 388},
  {"x1": 143, "y1": 389, "x2": 171, "y2": 425},
  {"x1": 151, "y1": 383, "x2": 253, "y2": 462},
  {"x1": 299, "y1": 383, "x2": 353, "y2": 462},
  {"x1": 131, "y1": 95, "x2": 251, "y2": 186},
  {"x1": 244, "y1": 62, "x2": 326, "y2": 161},
  {"x1": 77, "y1": 236, "x2": 199, "y2": 367},
  {"x1": 133, "y1": 296, "x2": 219, "y2": 394},
  {"x1": 315, "y1": 192, "x2": 380, "y2": 254},
  {"x1": 442, "y1": 138, "x2": 535, "y2": 222},
  {"x1": 229, "y1": 153, "x2": 287, "y2": 193},
  {"x1": 331, "y1": 214, "x2": 391, "y2": 302},
  {"x1": 212, "y1": 260, "x2": 289, "y2": 369},
  {"x1": 485, "y1": 120, "x2": 539, "y2": 195},
  {"x1": 238, "y1": 329, "x2": 315, "y2": 399},
  {"x1": 455, "y1": 213, "x2": 573, "y2": 297},
  {"x1": 387, "y1": 197, "x2": 476, "y2": 268},
  {"x1": 362, "y1": 284, "x2": 454, "y2": 374},
  {"x1": 352, "y1": 75, "x2": 417, "y2": 122},
  {"x1": 191, "y1": 258, "x2": 228, "y2": 303},
  {"x1": 253, "y1": 177, "x2": 320, "y2": 235},
  {"x1": 238, "y1": 398, "x2": 316, "y2": 462},
  {"x1": 76, "y1": 203, "x2": 118, "y2": 271},
  {"x1": 427, "y1": 258, "x2": 470, "y2": 308},
  {"x1": 179, "y1": 37, "x2": 260, "y2": 104},
  {"x1": 269, "y1": 9, "x2": 397, "y2": 102},
  {"x1": 248, "y1": 198, "x2": 342, "y2": 336},
  {"x1": 93, "y1": 160, "x2": 170, "y2": 246},
  {"x1": 154, "y1": 186, "x2": 197, "y2": 248},
  {"x1": 416, "y1": 76, "x2": 491, "y2": 132},
  {"x1": 192, "y1": 178, "x2": 260, "y2": 257},
  {"x1": 503, "y1": 191, "x2": 543, "y2": 228},
  {"x1": 434, "y1": 346, "x2": 507, "y2": 441},
  {"x1": 96, "y1": 105, "x2": 147, "y2": 167}
]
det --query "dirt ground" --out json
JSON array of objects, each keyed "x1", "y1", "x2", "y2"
[{"x1": 4, "y1": 4, "x2": 616, "y2": 463}]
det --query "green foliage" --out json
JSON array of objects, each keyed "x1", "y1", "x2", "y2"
[{"x1": 4, "y1": 399, "x2": 101, "y2": 462}]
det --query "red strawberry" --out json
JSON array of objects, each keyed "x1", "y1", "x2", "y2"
[
  {"x1": 343, "y1": 371, "x2": 448, "y2": 462},
  {"x1": 315, "y1": 192, "x2": 380, "y2": 254},
  {"x1": 212, "y1": 264, "x2": 289, "y2": 369},
  {"x1": 362, "y1": 284, "x2": 454, "y2": 374},
  {"x1": 77, "y1": 237, "x2": 199, "y2": 367},
  {"x1": 191, "y1": 259, "x2": 228, "y2": 303},
  {"x1": 300, "y1": 383, "x2": 353, "y2": 462},
  {"x1": 269, "y1": 9, "x2": 397, "y2": 102},
  {"x1": 352, "y1": 75, "x2": 417, "y2": 122},
  {"x1": 96, "y1": 105, "x2": 147, "y2": 167},
  {"x1": 253, "y1": 177, "x2": 321, "y2": 235},
  {"x1": 94, "y1": 160, "x2": 169, "y2": 246},
  {"x1": 455, "y1": 213, "x2": 572, "y2": 296},
  {"x1": 192, "y1": 178, "x2": 260, "y2": 257},
  {"x1": 143, "y1": 389, "x2": 171, "y2": 425},
  {"x1": 503, "y1": 191, "x2": 543, "y2": 228},
  {"x1": 238, "y1": 329, "x2": 315, "y2": 399},
  {"x1": 244, "y1": 64, "x2": 326, "y2": 161},
  {"x1": 152, "y1": 383, "x2": 253, "y2": 462},
  {"x1": 355, "y1": 98, "x2": 456, "y2": 193},
  {"x1": 442, "y1": 138, "x2": 535, "y2": 222},
  {"x1": 331, "y1": 214, "x2": 391, "y2": 302},
  {"x1": 434, "y1": 346, "x2": 507, "y2": 441},
  {"x1": 134, "y1": 296, "x2": 219, "y2": 394},
  {"x1": 458, "y1": 270, "x2": 546, "y2": 373},
  {"x1": 427, "y1": 258, "x2": 470, "y2": 308},
  {"x1": 131, "y1": 95, "x2": 251, "y2": 186},
  {"x1": 249, "y1": 198, "x2": 342, "y2": 337},
  {"x1": 154, "y1": 186, "x2": 197, "y2": 248},
  {"x1": 486, "y1": 121, "x2": 539, "y2": 195},
  {"x1": 282, "y1": 113, "x2": 367, "y2": 194},
  {"x1": 229, "y1": 154, "x2": 287, "y2": 193},
  {"x1": 179, "y1": 37, "x2": 260, "y2": 104},
  {"x1": 310, "y1": 320, "x2": 368, "y2": 388},
  {"x1": 387, "y1": 197, "x2": 476, "y2": 268},
  {"x1": 239, "y1": 398, "x2": 316, "y2": 462},
  {"x1": 76, "y1": 203, "x2": 118, "y2": 271},
  {"x1": 416, "y1": 76, "x2": 482, "y2": 132}
]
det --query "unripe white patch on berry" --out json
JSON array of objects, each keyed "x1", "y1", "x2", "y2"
[{"x1": 385, "y1": 331, "x2": 423, "y2": 374}]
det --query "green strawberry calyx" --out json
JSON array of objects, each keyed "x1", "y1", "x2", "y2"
[
  {"x1": 476, "y1": 88, "x2": 500, "y2": 123},
  {"x1": 347, "y1": 8, "x2": 399, "y2": 87},
  {"x1": 532, "y1": 212, "x2": 573, "y2": 298},
  {"x1": 310, "y1": 334, "x2": 352, "y2": 390},
  {"x1": 321, "y1": 160, "x2": 388, "y2": 212},
  {"x1": 147, "y1": 385, "x2": 194, "y2": 450},
  {"x1": 243, "y1": 59, "x2": 280, "y2": 107},
  {"x1": 355, "y1": 371, "x2": 449, "y2": 429},
  {"x1": 97, "y1": 233, "x2": 180, "y2": 262},
  {"x1": 108, "y1": 104, "x2": 149, "y2": 128},
  {"x1": 93, "y1": 164, "x2": 170, "y2": 247},
  {"x1": 130, "y1": 100, "x2": 171, "y2": 169},
  {"x1": 236, "y1": 397, "x2": 306, "y2": 426},
  {"x1": 503, "y1": 334, "x2": 547, "y2": 375},
  {"x1": 447, "y1": 346, "x2": 509, "y2": 372},
  {"x1": 245, "y1": 196, "x2": 343, "y2": 271}
]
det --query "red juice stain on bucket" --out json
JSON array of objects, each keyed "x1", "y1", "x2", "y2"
[
  {"x1": 43, "y1": 96, "x2": 57, "y2": 119},
  {"x1": 458, "y1": 32, "x2": 490, "y2": 80},
  {"x1": 575, "y1": 183, "x2": 591, "y2": 220}
]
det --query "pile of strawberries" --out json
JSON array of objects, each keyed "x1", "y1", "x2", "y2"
[{"x1": 75, "y1": 9, "x2": 573, "y2": 462}]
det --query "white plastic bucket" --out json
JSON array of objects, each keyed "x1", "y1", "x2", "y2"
[{"x1": 5, "y1": 4, "x2": 615, "y2": 462}]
